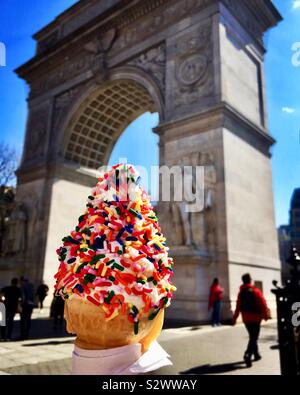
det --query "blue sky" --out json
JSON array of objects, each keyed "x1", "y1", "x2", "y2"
[
  {"x1": 264, "y1": 0, "x2": 300, "y2": 226},
  {"x1": 0, "y1": 0, "x2": 299, "y2": 226}
]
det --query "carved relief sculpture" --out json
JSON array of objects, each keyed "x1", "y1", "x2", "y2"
[
  {"x1": 22, "y1": 102, "x2": 50, "y2": 162},
  {"x1": 127, "y1": 44, "x2": 166, "y2": 92},
  {"x1": 3, "y1": 203, "x2": 28, "y2": 255},
  {"x1": 169, "y1": 151, "x2": 217, "y2": 252},
  {"x1": 111, "y1": 0, "x2": 211, "y2": 55},
  {"x1": 84, "y1": 28, "x2": 118, "y2": 83},
  {"x1": 53, "y1": 86, "x2": 82, "y2": 132},
  {"x1": 173, "y1": 19, "x2": 214, "y2": 111}
]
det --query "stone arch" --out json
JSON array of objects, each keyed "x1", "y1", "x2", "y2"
[{"x1": 59, "y1": 68, "x2": 163, "y2": 170}]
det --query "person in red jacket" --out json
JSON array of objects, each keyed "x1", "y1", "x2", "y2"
[
  {"x1": 232, "y1": 273, "x2": 270, "y2": 367},
  {"x1": 208, "y1": 278, "x2": 223, "y2": 327}
]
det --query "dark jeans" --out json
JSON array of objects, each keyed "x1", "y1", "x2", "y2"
[
  {"x1": 212, "y1": 300, "x2": 222, "y2": 326},
  {"x1": 245, "y1": 322, "x2": 261, "y2": 357},
  {"x1": 38, "y1": 297, "x2": 46, "y2": 310},
  {"x1": 20, "y1": 305, "x2": 34, "y2": 340},
  {"x1": 0, "y1": 310, "x2": 16, "y2": 340},
  {"x1": 53, "y1": 312, "x2": 64, "y2": 328}
]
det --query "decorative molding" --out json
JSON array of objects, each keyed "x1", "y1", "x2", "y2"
[
  {"x1": 127, "y1": 43, "x2": 166, "y2": 92},
  {"x1": 37, "y1": 30, "x2": 59, "y2": 55},
  {"x1": 30, "y1": 29, "x2": 118, "y2": 98},
  {"x1": 84, "y1": 28, "x2": 118, "y2": 54},
  {"x1": 111, "y1": 0, "x2": 211, "y2": 54},
  {"x1": 23, "y1": 0, "x2": 214, "y2": 98},
  {"x1": 222, "y1": 0, "x2": 263, "y2": 45},
  {"x1": 30, "y1": 54, "x2": 94, "y2": 98},
  {"x1": 17, "y1": 0, "x2": 213, "y2": 81},
  {"x1": 156, "y1": 102, "x2": 275, "y2": 158},
  {"x1": 177, "y1": 54, "x2": 208, "y2": 86},
  {"x1": 55, "y1": 87, "x2": 81, "y2": 109}
]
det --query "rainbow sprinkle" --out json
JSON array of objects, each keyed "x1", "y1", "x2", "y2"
[{"x1": 54, "y1": 164, "x2": 176, "y2": 333}]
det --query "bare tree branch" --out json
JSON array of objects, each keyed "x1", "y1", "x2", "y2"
[{"x1": 0, "y1": 142, "x2": 19, "y2": 187}]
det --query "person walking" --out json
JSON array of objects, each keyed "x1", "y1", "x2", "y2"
[
  {"x1": 51, "y1": 294, "x2": 65, "y2": 330},
  {"x1": 20, "y1": 276, "x2": 35, "y2": 340},
  {"x1": 36, "y1": 283, "x2": 49, "y2": 311},
  {"x1": 232, "y1": 273, "x2": 270, "y2": 367},
  {"x1": 0, "y1": 278, "x2": 21, "y2": 341},
  {"x1": 208, "y1": 278, "x2": 223, "y2": 327}
]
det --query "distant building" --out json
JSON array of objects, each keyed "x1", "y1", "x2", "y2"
[
  {"x1": 278, "y1": 188, "x2": 300, "y2": 283},
  {"x1": 0, "y1": 186, "x2": 15, "y2": 255},
  {"x1": 290, "y1": 189, "x2": 300, "y2": 251},
  {"x1": 278, "y1": 225, "x2": 291, "y2": 283}
]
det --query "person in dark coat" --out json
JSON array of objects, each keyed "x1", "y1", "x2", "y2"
[
  {"x1": 36, "y1": 283, "x2": 49, "y2": 310},
  {"x1": 52, "y1": 294, "x2": 65, "y2": 330},
  {"x1": 20, "y1": 276, "x2": 35, "y2": 340},
  {"x1": 208, "y1": 278, "x2": 224, "y2": 327},
  {"x1": 232, "y1": 273, "x2": 270, "y2": 367},
  {"x1": 0, "y1": 278, "x2": 21, "y2": 340}
]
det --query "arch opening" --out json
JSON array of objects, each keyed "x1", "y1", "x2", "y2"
[
  {"x1": 63, "y1": 79, "x2": 158, "y2": 170},
  {"x1": 108, "y1": 111, "x2": 159, "y2": 201}
]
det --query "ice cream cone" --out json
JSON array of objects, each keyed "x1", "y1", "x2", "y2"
[
  {"x1": 65, "y1": 297, "x2": 163, "y2": 350},
  {"x1": 55, "y1": 164, "x2": 176, "y2": 363},
  {"x1": 139, "y1": 309, "x2": 164, "y2": 353}
]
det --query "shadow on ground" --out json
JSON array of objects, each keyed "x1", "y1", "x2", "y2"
[
  {"x1": 180, "y1": 361, "x2": 247, "y2": 375},
  {"x1": 7, "y1": 315, "x2": 219, "y2": 342},
  {"x1": 4, "y1": 316, "x2": 73, "y2": 343},
  {"x1": 22, "y1": 339, "x2": 74, "y2": 347},
  {"x1": 164, "y1": 319, "x2": 232, "y2": 330},
  {"x1": 270, "y1": 344, "x2": 280, "y2": 350},
  {"x1": 2, "y1": 358, "x2": 72, "y2": 375},
  {"x1": 259, "y1": 335, "x2": 278, "y2": 343},
  {"x1": 163, "y1": 319, "x2": 202, "y2": 329}
]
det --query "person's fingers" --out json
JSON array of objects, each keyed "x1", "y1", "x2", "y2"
[{"x1": 139, "y1": 309, "x2": 164, "y2": 353}]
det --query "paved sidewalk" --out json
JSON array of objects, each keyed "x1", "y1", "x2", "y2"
[
  {"x1": 157, "y1": 321, "x2": 280, "y2": 375},
  {"x1": 0, "y1": 317, "x2": 280, "y2": 375}
]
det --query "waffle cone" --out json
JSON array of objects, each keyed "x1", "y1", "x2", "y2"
[{"x1": 64, "y1": 298, "x2": 164, "y2": 350}]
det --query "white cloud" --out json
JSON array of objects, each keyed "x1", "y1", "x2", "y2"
[
  {"x1": 282, "y1": 107, "x2": 295, "y2": 114},
  {"x1": 293, "y1": 1, "x2": 300, "y2": 9}
]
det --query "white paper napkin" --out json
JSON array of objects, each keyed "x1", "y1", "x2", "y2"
[{"x1": 72, "y1": 341, "x2": 172, "y2": 375}]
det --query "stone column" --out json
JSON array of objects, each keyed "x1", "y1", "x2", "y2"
[
  {"x1": 13, "y1": 91, "x2": 96, "y2": 295},
  {"x1": 158, "y1": 1, "x2": 282, "y2": 321}
]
